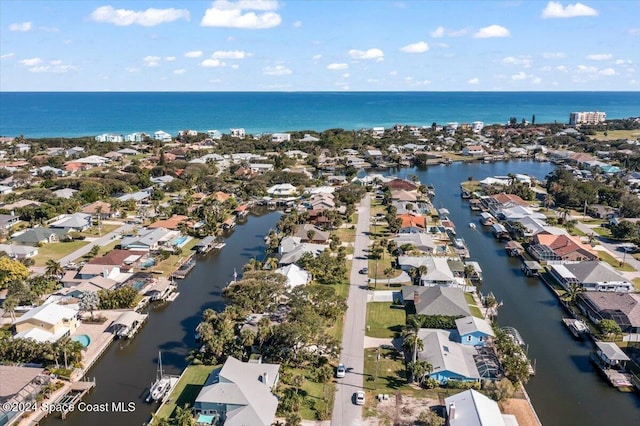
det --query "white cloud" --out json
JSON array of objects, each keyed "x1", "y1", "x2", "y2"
[
  {"x1": 542, "y1": 52, "x2": 566, "y2": 59},
  {"x1": 474, "y1": 25, "x2": 510, "y2": 38},
  {"x1": 263, "y1": 65, "x2": 292, "y2": 76},
  {"x1": 556, "y1": 65, "x2": 569, "y2": 72},
  {"x1": 312, "y1": 54, "x2": 322, "y2": 60},
  {"x1": 577, "y1": 64, "x2": 598, "y2": 73},
  {"x1": 430, "y1": 26, "x2": 445, "y2": 38},
  {"x1": 467, "y1": 77, "x2": 479, "y2": 85},
  {"x1": 511, "y1": 72, "x2": 530, "y2": 80},
  {"x1": 185, "y1": 51, "x2": 203, "y2": 58},
  {"x1": 532, "y1": 77, "x2": 542, "y2": 84},
  {"x1": 29, "y1": 61, "x2": 79, "y2": 73},
  {"x1": 541, "y1": 1, "x2": 598, "y2": 19},
  {"x1": 436, "y1": 43, "x2": 450, "y2": 49},
  {"x1": 502, "y1": 56, "x2": 532, "y2": 68},
  {"x1": 143, "y1": 56, "x2": 161, "y2": 67},
  {"x1": 1, "y1": 53, "x2": 15, "y2": 60},
  {"x1": 90, "y1": 5, "x2": 190, "y2": 26},
  {"x1": 211, "y1": 50, "x2": 249, "y2": 59},
  {"x1": 201, "y1": 0, "x2": 281, "y2": 29},
  {"x1": 389, "y1": 70, "x2": 398, "y2": 76},
  {"x1": 125, "y1": 67, "x2": 140, "y2": 72},
  {"x1": 231, "y1": 64, "x2": 240, "y2": 69},
  {"x1": 201, "y1": 59, "x2": 226, "y2": 67},
  {"x1": 165, "y1": 56, "x2": 176, "y2": 61},
  {"x1": 327, "y1": 63, "x2": 348, "y2": 70},
  {"x1": 615, "y1": 59, "x2": 632, "y2": 65},
  {"x1": 400, "y1": 41, "x2": 429, "y2": 53},
  {"x1": 173, "y1": 69, "x2": 187, "y2": 74},
  {"x1": 293, "y1": 20, "x2": 302, "y2": 28},
  {"x1": 342, "y1": 73, "x2": 350, "y2": 78},
  {"x1": 586, "y1": 53, "x2": 612, "y2": 61},
  {"x1": 50, "y1": 60, "x2": 62, "y2": 65},
  {"x1": 599, "y1": 68, "x2": 616, "y2": 76},
  {"x1": 19, "y1": 57, "x2": 43, "y2": 66},
  {"x1": 9, "y1": 22, "x2": 32, "y2": 32},
  {"x1": 348, "y1": 48, "x2": 384, "y2": 61}
]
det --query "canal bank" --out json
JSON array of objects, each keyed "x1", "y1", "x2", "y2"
[
  {"x1": 389, "y1": 161, "x2": 640, "y2": 426},
  {"x1": 42, "y1": 210, "x2": 280, "y2": 426}
]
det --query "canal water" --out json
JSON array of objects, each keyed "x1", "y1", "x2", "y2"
[
  {"x1": 390, "y1": 161, "x2": 640, "y2": 426},
  {"x1": 44, "y1": 210, "x2": 280, "y2": 426}
]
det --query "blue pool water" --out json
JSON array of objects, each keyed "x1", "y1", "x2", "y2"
[
  {"x1": 172, "y1": 236, "x2": 187, "y2": 246},
  {"x1": 72, "y1": 334, "x2": 91, "y2": 348},
  {"x1": 132, "y1": 280, "x2": 146, "y2": 291},
  {"x1": 141, "y1": 259, "x2": 155, "y2": 268}
]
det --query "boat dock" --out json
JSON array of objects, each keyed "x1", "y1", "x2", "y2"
[
  {"x1": 58, "y1": 379, "x2": 96, "y2": 419},
  {"x1": 172, "y1": 254, "x2": 196, "y2": 279},
  {"x1": 591, "y1": 341, "x2": 635, "y2": 390},
  {"x1": 521, "y1": 260, "x2": 544, "y2": 277}
]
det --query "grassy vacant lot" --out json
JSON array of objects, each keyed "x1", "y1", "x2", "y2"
[
  {"x1": 593, "y1": 129, "x2": 640, "y2": 141},
  {"x1": 334, "y1": 226, "x2": 356, "y2": 243},
  {"x1": 34, "y1": 240, "x2": 90, "y2": 266},
  {"x1": 369, "y1": 254, "x2": 402, "y2": 283},
  {"x1": 286, "y1": 367, "x2": 334, "y2": 420},
  {"x1": 366, "y1": 303, "x2": 406, "y2": 338},
  {"x1": 154, "y1": 364, "x2": 216, "y2": 424},
  {"x1": 465, "y1": 293, "x2": 483, "y2": 318},
  {"x1": 81, "y1": 224, "x2": 119, "y2": 237},
  {"x1": 598, "y1": 250, "x2": 635, "y2": 272}
]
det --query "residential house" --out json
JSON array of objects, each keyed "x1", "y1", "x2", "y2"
[
  {"x1": 471, "y1": 121, "x2": 485, "y2": 133},
  {"x1": 51, "y1": 187, "x2": 77, "y2": 199},
  {"x1": 150, "y1": 175, "x2": 175, "y2": 186},
  {"x1": 278, "y1": 236, "x2": 326, "y2": 265},
  {"x1": 121, "y1": 227, "x2": 177, "y2": 251},
  {"x1": 267, "y1": 184, "x2": 297, "y2": 197},
  {"x1": 125, "y1": 132, "x2": 147, "y2": 143},
  {"x1": 397, "y1": 213, "x2": 427, "y2": 234},
  {"x1": 275, "y1": 264, "x2": 311, "y2": 288},
  {"x1": 103, "y1": 151, "x2": 123, "y2": 161},
  {"x1": 299, "y1": 134, "x2": 320, "y2": 143},
  {"x1": 95, "y1": 133, "x2": 123, "y2": 143},
  {"x1": 249, "y1": 163, "x2": 274, "y2": 174},
  {"x1": 207, "y1": 130, "x2": 222, "y2": 139},
  {"x1": 371, "y1": 127, "x2": 385, "y2": 138},
  {"x1": 345, "y1": 156, "x2": 366, "y2": 167},
  {"x1": 390, "y1": 190, "x2": 418, "y2": 203},
  {"x1": 193, "y1": 356, "x2": 279, "y2": 426},
  {"x1": 11, "y1": 227, "x2": 67, "y2": 246},
  {"x1": 398, "y1": 256, "x2": 456, "y2": 286},
  {"x1": 0, "y1": 365, "x2": 49, "y2": 422},
  {"x1": 118, "y1": 188, "x2": 153, "y2": 203},
  {"x1": 154, "y1": 130, "x2": 172, "y2": 142},
  {"x1": 0, "y1": 213, "x2": 20, "y2": 230},
  {"x1": 293, "y1": 224, "x2": 330, "y2": 243},
  {"x1": 416, "y1": 329, "x2": 481, "y2": 384},
  {"x1": 49, "y1": 213, "x2": 92, "y2": 232},
  {"x1": 1, "y1": 199, "x2": 41, "y2": 211},
  {"x1": 385, "y1": 178, "x2": 418, "y2": 192},
  {"x1": 393, "y1": 233, "x2": 435, "y2": 254},
  {"x1": 0, "y1": 185, "x2": 12, "y2": 195},
  {"x1": 578, "y1": 292, "x2": 640, "y2": 333},
  {"x1": 33, "y1": 166, "x2": 66, "y2": 177},
  {"x1": 445, "y1": 389, "x2": 519, "y2": 426},
  {"x1": 75, "y1": 155, "x2": 110, "y2": 167},
  {"x1": 13, "y1": 303, "x2": 79, "y2": 343},
  {"x1": 81, "y1": 201, "x2": 117, "y2": 219},
  {"x1": 271, "y1": 133, "x2": 291, "y2": 143},
  {"x1": 148, "y1": 215, "x2": 190, "y2": 231},
  {"x1": 454, "y1": 316, "x2": 494, "y2": 347},
  {"x1": 284, "y1": 150, "x2": 309, "y2": 159},
  {"x1": 230, "y1": 128, "x2": 246, "y2": 138},
  {"x1": 549, "y1": 261, "x2": 634, "y2": 292},
  {"x1": 462, "y1": 145, "x2": 486, "y2": 156},
  {"x1": 0, "y1": 243, "x2": 38, "y2": 259},
  {"x1": 529, "y1": 234, "x2": 598, "y2": 264},
  {"x1": 364, "y1": 149, "x2": 384, "y2": 163},
  {"x1": 87, "y1": 249, "x2": 145, "y2": 274},
  {"x1": 401, "y1": 286, "x2": 471, "y2": 317}
]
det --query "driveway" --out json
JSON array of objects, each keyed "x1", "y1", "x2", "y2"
[
  {"x1": 58, "y1": 224, "x2": 133, "y2": 266},
  {"x1": 332, "y1": 194, "x2": 371, "y2": 426}
]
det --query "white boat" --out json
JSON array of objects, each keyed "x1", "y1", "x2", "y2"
[
  {"x1": 469, "y1": 223, "x2": 476, "y2": 229},
  {"x1": 562, "y1": 318, "x2": 589, "y2": 339},
  {"x1": 146, "y1": 352, "x2": 172, "y2": 403},
  {"x1": 453, "y1": 238, "x2": 467, "y2": 250}
]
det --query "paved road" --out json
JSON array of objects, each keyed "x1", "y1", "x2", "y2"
[
  {"x1": 58, "y1": 224, "x2": 133, "y2": 266},
  {"x1": 332, "y1": 194, "x2": 371, "y2": 426}
]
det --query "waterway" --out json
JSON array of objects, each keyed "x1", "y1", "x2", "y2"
[
  {"x1": 389, "y1": 161, "x2": 640, "y2": 426},
  {"x1": 44, "y1": 210, "x2": 280, "y2": 426}
]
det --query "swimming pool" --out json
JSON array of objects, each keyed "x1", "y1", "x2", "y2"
[
  {"x1": 141, "y1": 258, "x2": 155, "y2": 268},
  {"x1": 172, "y1": 236, "x2": 188, "y2": 246},
  {"x1": 72, "y1": 334, "x2": 91, "y2": 348},
  {"x1": 132, "y1": 280, "x2": 146, "y2": 291}
]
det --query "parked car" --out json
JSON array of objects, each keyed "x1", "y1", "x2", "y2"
[
  {"x1": 359, "y1": 267, "x2": 368, "y2": 275},
  {"x1": 355, "y1": 391, "x2": 365, "y2": 405},
  {"x1": 336, "y1": 363, "x2": 346, "y2": 378}
]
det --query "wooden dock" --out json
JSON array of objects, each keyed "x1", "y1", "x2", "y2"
[{"x1": 59, "y1": 379, "x2": 96, "y2": 419}]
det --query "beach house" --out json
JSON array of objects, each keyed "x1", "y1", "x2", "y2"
[{"x1": 13, "y1": 303, "x2": 79, "y2": 343}]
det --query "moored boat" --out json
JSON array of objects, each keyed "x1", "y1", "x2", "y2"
[
  {"x1": 147, "y1": 352, "x2": 174, "y2": 403},
  {"x1": 562, "y1": 318, "x2": 589, "y2": 339}
]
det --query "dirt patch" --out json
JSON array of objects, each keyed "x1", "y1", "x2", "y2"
[
  {"x1": 502, "y1": 398, "x2": 540, "y2": 426},
  {"x1": 363, "y1": 393, "x2": 443, "y2": 426}
]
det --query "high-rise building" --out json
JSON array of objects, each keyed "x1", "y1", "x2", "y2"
[{"x1": 569, "y1": 111, "x2": 606, "y2": 125}]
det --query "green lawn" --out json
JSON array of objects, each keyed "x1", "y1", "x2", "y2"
[
  {"x1": 464, "y1": 293, "x2": 483, "y2": 318},
  {"x1": 34, "y1": 240, "x2": 90, "y2": 266},
  {"x1": 286, "y1": 367, "x2": 334, "y2": 420},
  {"x1": 366, "y1": 303, "x2": 406, "y2": 338},
  {"x1": 592, "y1": 227, "x2": 611, "y2": 237},
  {"x1": 153, "y1": 238, "x2": 200, "y2": 276},
  {"x1": 153, "y1": 364, "x2": 217, "y2": 424},
  {"x1": 334, "y1": 227, "x2": 356, "y2": 243},
  {"x1": 80, "y1": 224, "x2": 119, "y2": 237},
  {"x1": 632, "y1": 278, "x2": 640, "y2": 292},
  {"x1": 593, "y1": 129, "x2": 640, "y2": 141},
  {"x1": 570, "y1": 228, "x2": 586, "y2": 237},
  {"x1": 368, "y1": 254, "x2": 402, "y2": 283},
  {"x1": 97, "y1": 240, "x2": 120, "y2": 256},
  {"x1": 598, "y1": 250, "x2": 635, "y2": 272}
]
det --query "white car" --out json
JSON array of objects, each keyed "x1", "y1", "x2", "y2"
[
  {"x1": 355, "y1": 391, "x2": 365, "y2": 405},
  {"x1": 336, "y1": 363, "x2": 346, "y2": 378}
]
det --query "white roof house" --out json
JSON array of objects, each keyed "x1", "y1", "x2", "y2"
[
  {"x1": 49, "y1": 213, "x2": 92, "y2": 231},
  {"x1": 267, "y1": 183, "x2": 297, "y2": 197},
  {"x1": 13, "y1": 302, "x2": 79, "y2": 343},
  {"x1": 95, "y1": 133, "x2": 123, "y2": 143},
  {"x1": 271, "y1": 133, "x2": 291, "y2": 143},
  {"x1": 230, "y1": 128, "x2": 246, "y2": 138},
  {"x1": 154, "y1": 130, "x2": 172, "y2": 142},
  {"x1": 75, "y1": 155, "x2": 109, "y2": 166},
  {"x1": 125, "y1": 132, "x2": 146, "y2": 143},
  {"x1": 275, "y1": 264, "x2": 311, "y2": 288},
  {"x1": 299, "y1": 134, "x2": 320, "y2": 142},
  {"x1": 445, "y1": 389, "x2": 518, "y2": 426}
]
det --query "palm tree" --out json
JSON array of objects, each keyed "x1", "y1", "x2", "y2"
[
  {"x1": 402, "y1": 317, "x2": 423, "y2": 381},
  {"x1": 3, "y1": 297, "x2": 17, "y2": 322},
  {"x1": 45, "y1": 259, "x2": 64, "y2": 280},
  {"x1": 174, "y1": 403, "x2": 194, "y2": 426},
  {"x1": 383, "y1": 267, "x2": 394, "y2": 287},
  {"x1": 562, "y1": 283, "x2": 586, "y2": 305},
  {"x1": 408, "y1": 359, "x2": 433, "y2": 386}
]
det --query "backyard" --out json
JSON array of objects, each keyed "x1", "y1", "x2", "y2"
[
  {"x1": 33, "y1": 240, "x2": 90, "y2": 266},
  {"x1": 366, "y1": 303, "x2": 406, "y2": 339}
]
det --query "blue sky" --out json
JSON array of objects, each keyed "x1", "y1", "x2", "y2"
[{"x1": 0, "y1": 0, "x2": 638, "y2": 91}]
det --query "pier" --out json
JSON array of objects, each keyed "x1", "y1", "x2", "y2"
[{"x1": 171, "y1": 255, "x2": 196, "y2": 279}]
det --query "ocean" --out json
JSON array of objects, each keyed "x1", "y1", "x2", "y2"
[{"x1": 0, "y1": 91, "x2": 638, "y2": 138}]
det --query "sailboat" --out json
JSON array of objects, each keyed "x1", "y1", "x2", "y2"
[{"x1": 146, "y1": 351, "x2": 172, "y2": 403}]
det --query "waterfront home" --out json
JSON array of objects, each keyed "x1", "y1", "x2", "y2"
[
  {"x1": 445, "y1": 389, "x2": 519, "y2": 426},
  {"x1": 498, "y1": 205, "x2": 546, "y2": 221},
  {"x1": 462, "y1": 145, "x2": 486, "y2": 157},
  {"x1": 193, "y1": 356, "x2": 279, "y2": 426},
  {"x1": 397, "y1": 213, "x2": 427, "y2": 233},
  {"x1": 398, "y1": 256, "x2": 457, "y2": 286},
  {"x1": 154, "y1": 130, "x2": 172, "y2": 142},
  {"x1": 345, "y1": 156, "x2": 366, "y2": 167},
  {"x1": 271, "y1": 133, "x2": 291, "y2": 143},
  {"x1": 401, "y1": 286, "x2": 471, "y2": 317},
  {"x1": 385, "y1": 178, "x2": 418, "y2": 191},
  {"x1": 455, "y1": 316, "x2": 494, "y2": 347},
  {"x1": 393, "y1": 233, "x2": 435, "y2": 254},
  {"x1": 578, "y1": 292, "x2": 640, "y2": 333},
  {"x1": 125, "y1": 132, "x2": 146, "y2": 143},
  {"x1": 148, "y1": 215, "x2": 190, "y2": 231},
  {"x1": 277, "y1": 236, "x2": 327, "y2": 265},
  {"x1": 0, "y1": 243, "x2": 38, "y2": 259},
  {"x1": 95, "y1": 133, "x2": 124, "y2": 143},
  {"x1": 11, "y1": 227, "x2": 67, "y2": 246},
  {"x1": 0, "y1": 365, "x2": 50, "y2": 421},
  {"x1": 267, "y1": 183, "x2": 297, "y2": 197},
  {"x1": 529, "y1": 234, "x2": 598, "y2": 264},
  {"x1": 49, "y1": 213, "x2": 92, "y2": 232},
  {"x1": 550, "y1": 261, "x2": 634, "y2": 292},
  {"x1": 364, "y1": 149, "x2": 384, "y2": 163},
  {"x1": 121, "y1": 227, "x2": 178, "y2": 251},
  {"x1": 275, "y1": 264, "x2": 312, "y2": 288},
  {"x1": 416, "y1": 329, "x2": 481, "y2": 384},
  {"x1": 293, "y1": 224, "x2": 330, "y2": 243},
  {"x1": 13, "y1": 302, "x2": 79, "y2": 343},
  {"x1": 390, "y1": 189, "x2": 418, "y2": 203},
  {"x1": 81, "y1": 201, "x2": 118, "y2": 219},
  {"x1": 230, "y1": 128, "x2": 246, "y2": 138}
]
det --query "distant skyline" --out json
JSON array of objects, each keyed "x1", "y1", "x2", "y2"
[{"x1": 0, "y1": 0, "x2": 639, "y2": 91}]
